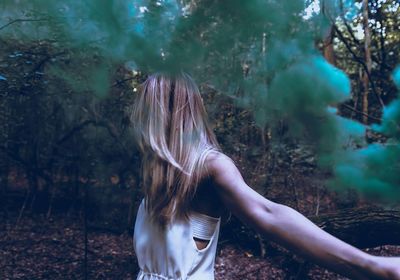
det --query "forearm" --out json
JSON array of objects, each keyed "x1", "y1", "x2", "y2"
[
  {"x1": 209, "y1": 154, "x2": 399, "y2": 279},
  {"x1": 255, "y1": 203, "x2": 375, "y2": 279}
]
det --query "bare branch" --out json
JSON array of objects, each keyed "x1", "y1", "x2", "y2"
[
  {"x1": 341, "y1": 103, "x2": 382, "y2": 122},
  {"x1": 0, "y1": 18, "x2": 48, "y2": 32},
  {"x1": 332, "y1": 22, "x2": 385, "y2": 108}
]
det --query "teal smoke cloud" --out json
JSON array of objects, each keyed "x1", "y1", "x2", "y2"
[
  {"x1": 1, "y1": 0, "x2": 399, "y2": 198},
  {"x1": 332, "y1": 67, "x2": 400, "y2": 199}
]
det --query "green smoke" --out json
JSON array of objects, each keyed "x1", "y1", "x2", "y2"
[
  {"x1": 0, "y1": 0, "x2": 324, "y2": 88},
  {"x1": 1, "y1": 0, "x2": 399, "y2": 199},
  {"x1": 332, "y1": 67, "x2": 400, "y2": 199}
]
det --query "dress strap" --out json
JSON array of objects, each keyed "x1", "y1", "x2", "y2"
[{"x1": 189, "y1": 211, "x2": 220, "y2": 240}]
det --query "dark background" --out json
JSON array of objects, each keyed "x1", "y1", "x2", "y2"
[{"x1": 1, "y1": 0, "x2": 400, "y2": 279}]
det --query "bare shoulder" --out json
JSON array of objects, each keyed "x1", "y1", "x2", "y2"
[
  {"x1": 205, "y1": 151, "x2": 273, "y2": 225},
  {"x1": 205, "y1": 151, "x2": 239, "y2": 177},
  {"x1": 205, "y1": 151, "x2": 244, "y2": 189}
]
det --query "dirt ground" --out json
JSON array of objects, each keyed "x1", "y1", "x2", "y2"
[{"x1": 1, "y1": 213, "x2": 399, "y2": 280}]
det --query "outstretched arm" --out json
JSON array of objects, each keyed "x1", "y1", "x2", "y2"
[{"x1": 207, "y1": 153, "x2": 400, "y2": 280}]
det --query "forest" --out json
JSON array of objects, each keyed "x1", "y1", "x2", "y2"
[{"x1": 0, "y1": 0, "x2": 399, "y2": 279}]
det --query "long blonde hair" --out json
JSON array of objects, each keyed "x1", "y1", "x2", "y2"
[{"x1": 131, "y1": 72, "x2": 220, "y2": 226}]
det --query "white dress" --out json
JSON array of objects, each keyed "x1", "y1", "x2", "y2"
[{"x1": 133, "y1": 199, "x2": 221, "y2": 280}]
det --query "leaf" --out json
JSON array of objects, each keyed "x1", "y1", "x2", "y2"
[
  {"x1": 244, "y1": 251, "x2": 253, "y2": 257},
  {"x1": 110, "y1": 175, "x2": 120, "y2": 185}
]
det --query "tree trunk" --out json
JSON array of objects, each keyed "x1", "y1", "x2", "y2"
[
  {"x1": 312, "y1": 207, "x2": 400, "y2": 248},
  {"x1": 322, "y1": 26, "x2": 336, "y2": 65},
  {"x1": 321, "y1": 0, "x2": 336, "y2": 66},
  {"x1": 362, "y1": 0, "x2": 372, "y2": 124}
]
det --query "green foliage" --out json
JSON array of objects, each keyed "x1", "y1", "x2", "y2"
[{"x1": 0, "y1": 0, "x2": 399, "y2": 200}]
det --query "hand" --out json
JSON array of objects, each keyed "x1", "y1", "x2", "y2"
[{"x1": 370, "y1": 256, "x2": 400, "y2": 280}]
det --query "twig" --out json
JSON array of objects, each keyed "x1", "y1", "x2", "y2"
[
  {"x1": 46, "y1": 183, "x2": 57, "y2": 219},
  {"x1": 256, "y1": 233, "x2": 266, "y2": 258},
  {"x1": 337, "y1": 0, "x2": 391, "y2": 71},
  {"x1": 0, "y1": 18, "x2": 48, "y2": 31},
  {"x1": 315, "y1": 187, "x2": 320, "y2": 217},
  {"x1": 341, "y1": 103, "x2": 382, "y2": 122},
  {"x1": 338, "y1": 0, "x2": 362, "y2": 47},
  {"x1": 112, "y1": 77, "x2": 135, "y2": 88},
  {"x1": 329, "y1": 19, "x2": 385, "y2": 108},
  {"x1": 15, "y1": 189, "x2": 30, "y2": 227}
]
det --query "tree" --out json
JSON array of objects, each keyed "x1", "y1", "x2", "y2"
[{"x1": 362, "y1": 0, "x2": 372, "y2": 124}]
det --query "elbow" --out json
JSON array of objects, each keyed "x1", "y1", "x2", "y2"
[
  {"x1": 260, "y1": 198, "x2": 281, "y2": 216},
  {"x1": 246, "y1": 199, "x2": 281, "y2": 234},
  {"x1": 253, "y1": 200, "x2": 300, "y2": 240}
]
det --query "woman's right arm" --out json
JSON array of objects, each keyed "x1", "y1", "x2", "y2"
[{"x1": 207, "y1": 152, "x2": 400, "y2": 280}]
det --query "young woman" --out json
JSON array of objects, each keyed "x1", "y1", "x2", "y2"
[{"x1": 131, "y1": 72, "x2": 400, "y2": 280}]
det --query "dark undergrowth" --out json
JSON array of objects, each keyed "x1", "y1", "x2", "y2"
[{"x1": 1, "y1": 211, "x2": 399, "y2": 280}]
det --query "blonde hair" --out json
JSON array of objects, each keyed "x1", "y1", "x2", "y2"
[{"x1": 131, "y1": 72, "x2": 220, "y2": 226}]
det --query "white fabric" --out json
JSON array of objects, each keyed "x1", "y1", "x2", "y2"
[
  {"x1": 133, "y1": 199, "x2": 221, "y2": 280},
  {"x1": 189, "y1": 211, "x2": 220, "y2": 241}
]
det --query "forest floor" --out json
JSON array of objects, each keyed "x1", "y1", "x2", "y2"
[
  {"x1": 2, "y1": 140, "x2": 400, "y2": 279},
  {"x1": 1, "y1": 212, "x2": 399, "y2": 280}
]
